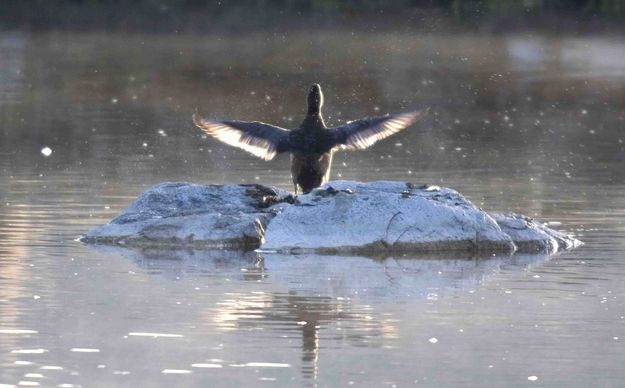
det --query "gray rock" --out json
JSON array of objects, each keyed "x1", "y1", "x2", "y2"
[
  {"x1": 81, "y1": 182, "x2": 292, "y2": 249},
  {"x1": 262, "y1": 180, "x2": 580, "y2": 254},
  {"x1": 82, "y1": 180, "x2": 581, "y2": 254},
  {"x1": 490, "y1": 213, "x2": 579, "y2": 253}
]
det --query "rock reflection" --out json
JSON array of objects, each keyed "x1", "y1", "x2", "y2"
[
  {"x1": 89, "y1": 245, "x2": 553, "y2": 381},
  {"x1": 260, "y1": 252, "x2": 552, "y2": 301},
  {"x1": 96, "y1": 245, "x2": 551, "y2": 298},
  {"x1": 89, "y1": 245, "x2": 261, "y2": 279}
]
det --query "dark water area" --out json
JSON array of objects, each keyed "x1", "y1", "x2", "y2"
[{"x1": 0, "y1": 30, "x2": 624, "y2": 387}]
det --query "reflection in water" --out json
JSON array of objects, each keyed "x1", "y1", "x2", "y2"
[
  {"x1": 212, "y1": 291, "x2": 330, "y2": 380},
  {"x1": 92, "y1": 245, "x2": 552, "y2": 382},
  {"x1": 211, "y1": 289, "x2": 401, "y2": 380}
]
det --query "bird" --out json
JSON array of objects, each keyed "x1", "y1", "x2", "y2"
[{"x1": 192, "y1": 84, "x2": 427, "y2": 194}]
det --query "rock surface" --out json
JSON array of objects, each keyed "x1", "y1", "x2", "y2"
[
  {"x1": 263, "y1": 181, "x2": 516, "y2": 253},
  {"x1": 490, "y1": 213, "x2": 578, "y2": 253},
  {"x1": 81, "y1": 182, "x2": 291, "y2": 249},
  {"x1": 82, "y1": 180, "x2": 581, "y2": 254}
]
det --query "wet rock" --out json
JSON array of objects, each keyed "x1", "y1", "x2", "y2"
[
  {"x1": 262, "y1": 181, "x2": 581, "y2": 254},
  {"x1": 82, "y1": 180, "x2": 581, "y2": 254},
  {"x1": 81, "y1": 182, "x2": 291, "y2": 249},
  {"x1": 490, "y1": 213, "x2": 580, "y2": 253},
  {"x1": 263, "y1": 181, "x2": 518, "y2": 253}
]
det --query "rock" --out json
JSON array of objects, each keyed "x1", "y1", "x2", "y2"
[
  {"x1": 82, "y1": 180, "x2": 581, "y2": 254},
  {"x1": 81, "y1": 182, "x2": 292, "y2": 249},
  {"x1": 490, "y1": 213, "x2": 580, "y2": 253},
  {"x1": 263, "y1": 181, "x2": 546, "y2": 254}
]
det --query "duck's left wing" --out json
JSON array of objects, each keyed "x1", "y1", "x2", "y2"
[
  {"x1": 193, "y1": 113, "x2": 292, "y2": 161},
  {"x1": 329, "y1": 110, "x2": 427, "y2": 150}
]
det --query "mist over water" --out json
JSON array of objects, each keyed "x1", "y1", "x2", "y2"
[{"x1": 1, "y1": 30, "x2": 624, "y2": 387}]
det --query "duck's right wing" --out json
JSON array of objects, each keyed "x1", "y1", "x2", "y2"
[{"x1": 192, "y1": 113, "x2": 292, "y2": 161}]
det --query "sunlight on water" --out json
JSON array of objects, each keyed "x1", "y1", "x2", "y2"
[{"x1": 127, "y1": 332, "x2": 184, "y2": 338}]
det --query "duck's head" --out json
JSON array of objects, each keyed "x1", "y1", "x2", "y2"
[{"x1": 307, "y1": 84, "x2": 324, "y2": 115}]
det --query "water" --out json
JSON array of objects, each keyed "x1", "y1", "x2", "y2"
[{"x1": 1, "y1": 30, "x2": 624, "y2": 387}]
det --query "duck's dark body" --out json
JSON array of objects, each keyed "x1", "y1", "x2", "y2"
[
  {"x1": 290, "y1": 152, "x2": 333, "y2": 194},
  {"x1": 288, "y1": 106, "x2": 334, "y2": 193},
  {"x1": 193, "y1": 84, "x2": 426, "y2": 194}
]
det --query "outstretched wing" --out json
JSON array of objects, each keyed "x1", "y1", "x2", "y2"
[
  {"x1": 330, "y1": 110, "x2": 427, "y2": 150},
  {"x1": 192, "y1": 113, "x2": 292, "y2": 160}
]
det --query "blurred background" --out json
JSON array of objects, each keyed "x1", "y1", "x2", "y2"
[
  {"x1": 2, "y1": 0, "x2": 624, "y2": 195},
  {"x1": 2, "y1": 0, "x2": 625, "y2": 32}
]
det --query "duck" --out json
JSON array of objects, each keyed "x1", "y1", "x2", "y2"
[{"x1": 193, "y1": 84, "x2": 426, "y2": 194}]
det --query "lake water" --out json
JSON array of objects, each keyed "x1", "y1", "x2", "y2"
[{"x1": 1, "y1": 30, "x2": 624, "y2": 387}]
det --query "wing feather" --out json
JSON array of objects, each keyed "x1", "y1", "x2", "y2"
[
  {"x1": 330, "y1": 110, "x2": 427, "y2": 150},
  {"x1": 192, "y1": 113, "x2": 291, "y2": 160}
]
